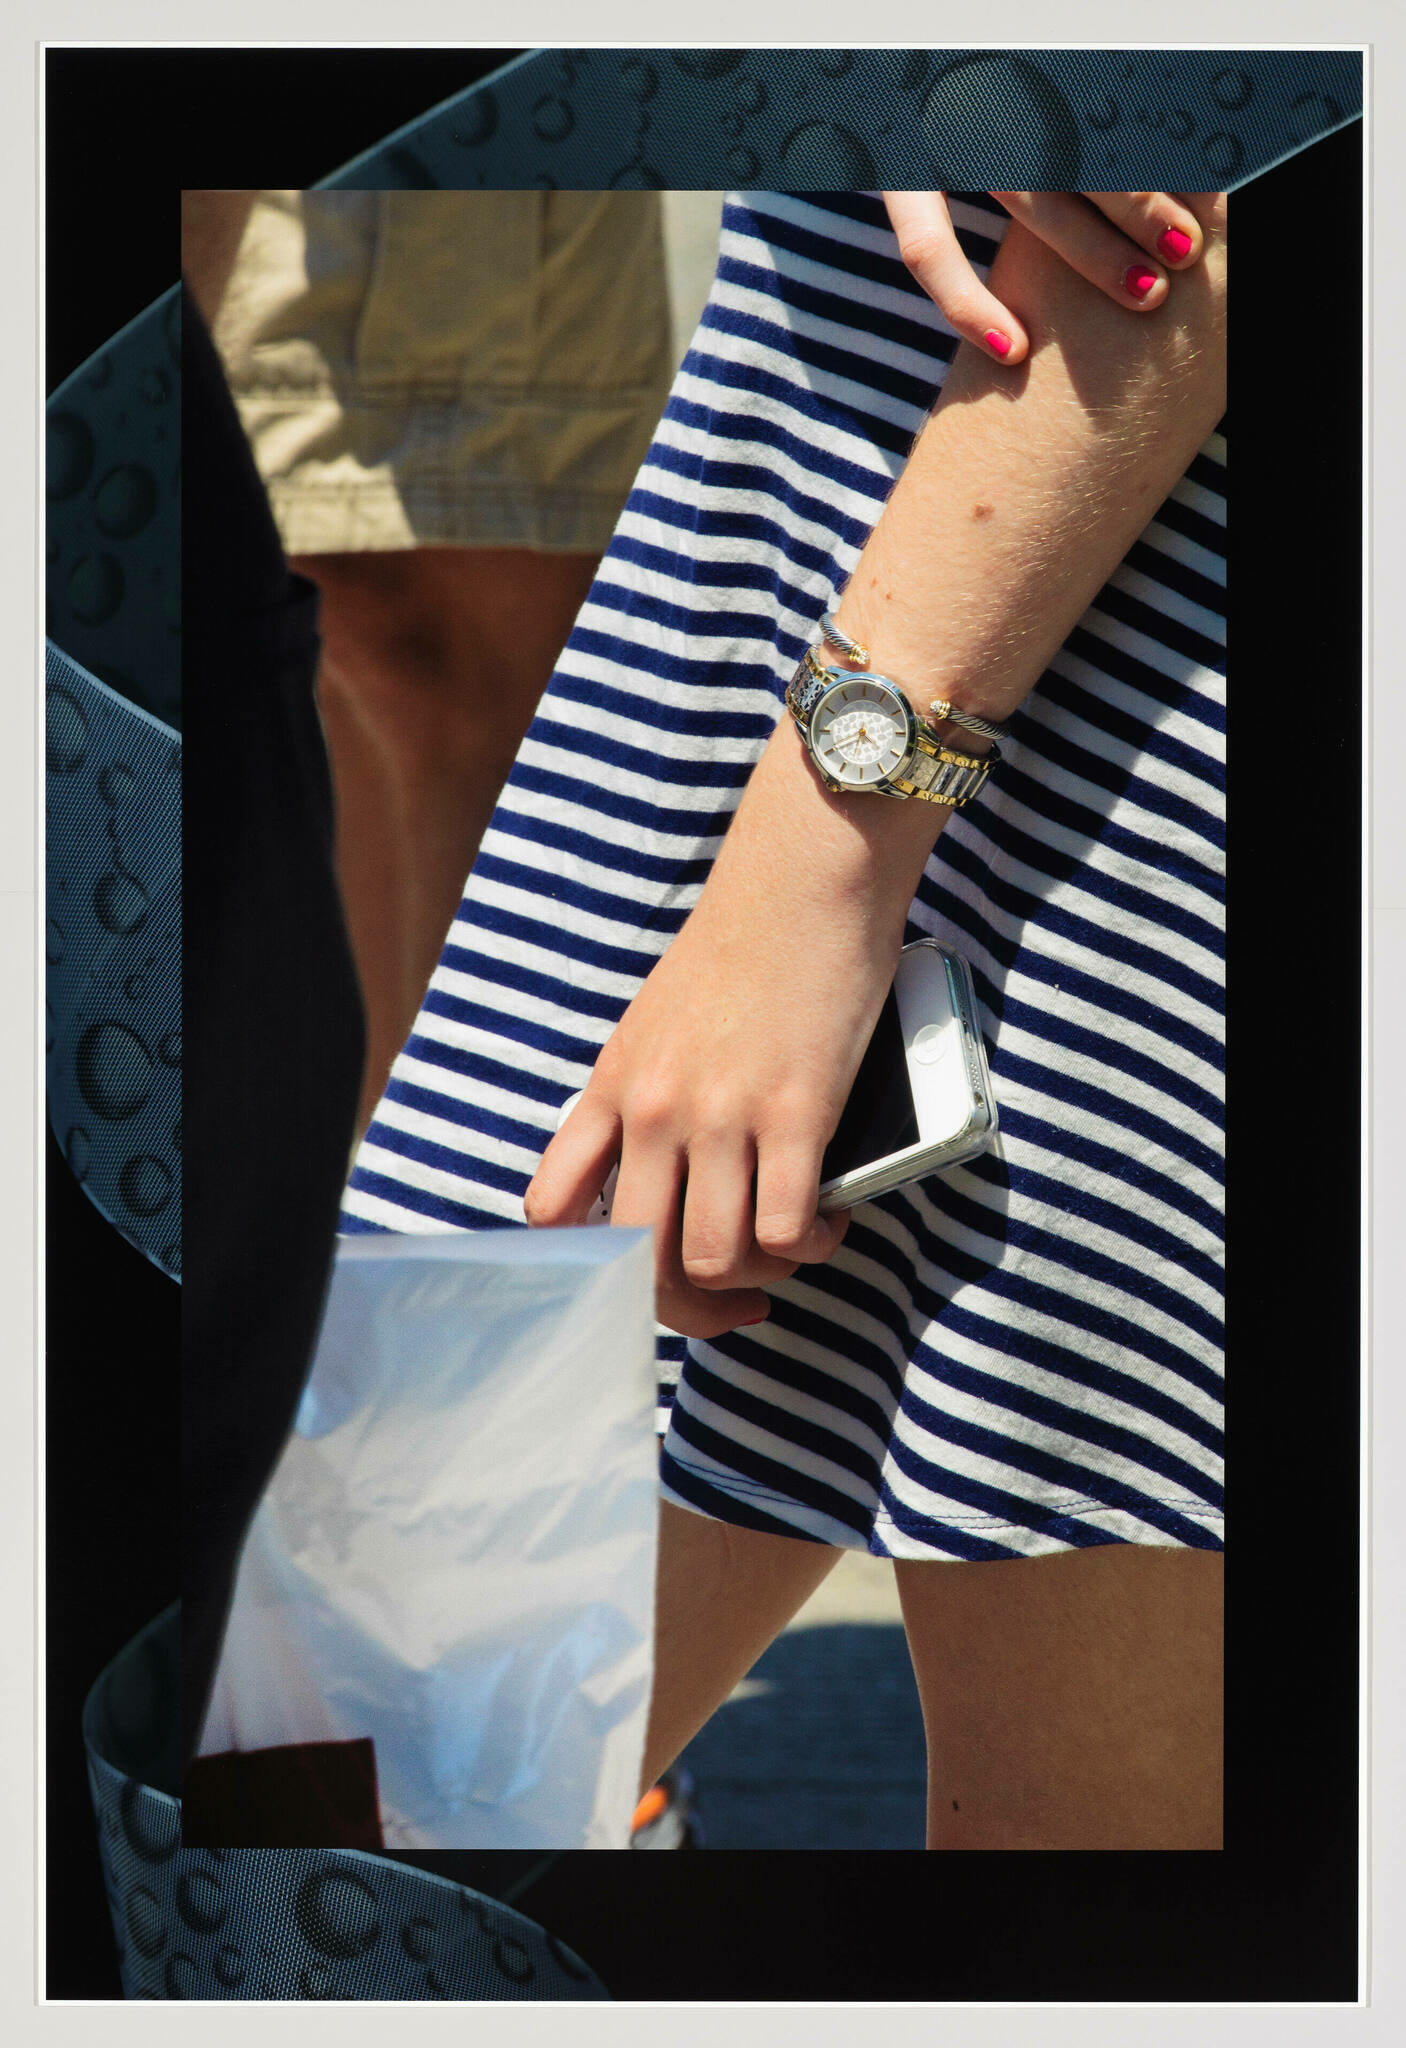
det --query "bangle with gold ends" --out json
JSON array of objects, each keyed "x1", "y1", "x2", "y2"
[{"x1": 818, "y1": 610, "x2": 1011, "y2": 747}]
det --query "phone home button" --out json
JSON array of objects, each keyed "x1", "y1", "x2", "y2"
[{"x1": 911, "y1": 1024, "x2": 953, "y2": 1065}]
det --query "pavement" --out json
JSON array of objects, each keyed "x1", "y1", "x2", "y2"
[{"x1": 673, "y1": 1549, "x2": 929, "y2": 1850}]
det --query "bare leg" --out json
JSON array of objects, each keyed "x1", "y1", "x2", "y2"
[
  {"x1": 895, "y1": 1544, "x2": 1224, "y2": 1850},
  {"x1": 181, "y1": 191, "x2": 256, "y2": 323},
  {"x1": 293, "y1": 545, "x2": 600, "y2": 1132},
  {"x1": 639, "y1": 1500, "x2": 843, "y2": 1797}
]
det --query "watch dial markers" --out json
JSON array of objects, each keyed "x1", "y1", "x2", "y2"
[
  {"x1": 810, "y1": 677, "x2": 912, "y2": 787},
  {"x1": 828, "y1": 707, "x2": 894, "y2": 764}
]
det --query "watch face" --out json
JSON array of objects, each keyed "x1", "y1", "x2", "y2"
[{"x1": 810, "y1": 677, "x2": 914, "y2": 788}]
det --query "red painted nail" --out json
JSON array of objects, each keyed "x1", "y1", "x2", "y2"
[
  {"x1": 983, "y1": 327, "x2": 1011, "y2": 357},
  {"x1": 1124, "y1": 265, "x2": 1159, "y2": 299},
  {"x1": 1158, "y1": 226, "x2": 1193, "y2": 262},
  {"x1": 741, "y1": 1313, "x2": 769, "y2": 1326}
]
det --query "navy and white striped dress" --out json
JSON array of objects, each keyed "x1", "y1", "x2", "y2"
[{"x1": 340, "y1": 192, "x2": 1225, "y2": 1563}]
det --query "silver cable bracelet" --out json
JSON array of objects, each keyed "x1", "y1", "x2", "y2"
[{"x1": 818, "y1": 610, "x2": 1011, "y2": 745}]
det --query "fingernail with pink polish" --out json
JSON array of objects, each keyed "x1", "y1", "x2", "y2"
[
  {"x1": 984, "y1": 328, "x2": 1011, "y2": 357},
  {"x1": 1158, "y1": 226, "x2": 1193, "y2": 262},
  {"x1": 742, "y1": 1313, "x2": 769, "y2": 1326},
  {"x1": 1124, "y1": 265, "x2": 1159, "y2": 300}
]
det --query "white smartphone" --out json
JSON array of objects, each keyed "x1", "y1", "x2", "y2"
[
  {"x1": 816, "y1": 938, "x2": 997, "y2": 1211},
  {"x1": 554, "y1": 939, "x2": 995, "y2": 1224}
]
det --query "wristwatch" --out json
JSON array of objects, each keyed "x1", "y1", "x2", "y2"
[{"x1": 786, "y1": 646, "x2": 998, "y2": 808}]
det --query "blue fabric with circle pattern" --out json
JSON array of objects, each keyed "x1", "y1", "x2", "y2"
[
  {"x1": 84, "y1": 1609, "x2": 608, "y2": 2001},
  {"x1": 46, "y1": 287, "x2": 183, "y2": 1278}
]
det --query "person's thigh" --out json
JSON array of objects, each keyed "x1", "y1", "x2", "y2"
[
  {"x1": 290, "y1": 543, "x2": 601, "y2": 1133},
  {"x1": 640, "y1": 1499, "x2": 843, "y2": 1797},
  {"x1": 895, "y1": 1544, "x2": 1223, "y2": 1850},
  {"x1": 293, "y1": 544, "x2": 599, "y2": 736}
]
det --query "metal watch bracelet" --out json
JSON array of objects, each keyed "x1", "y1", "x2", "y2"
[{"x1": 787, "y1": 648, "x2": 997, "y2": 809}]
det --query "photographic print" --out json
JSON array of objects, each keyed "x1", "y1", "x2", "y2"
[{"x1": 43, "y1": 40, "x2": 1362, "y2": 2005}]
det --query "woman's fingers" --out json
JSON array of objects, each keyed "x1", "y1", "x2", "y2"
[
  {"x1": 613, "y1": 1131, "x2": 770, "y2": 1340},
  {"x1": 524, "y1": 1092, "x2": 621, "y2": 1226},
  {"x1": 528, "y1": 1085, "x2": 851, "y2": 1336},
  {"x1": 884, "y1": 189, "x2": 1210, "y2": 358},
  {"x1": 882, "y1": 190, "x2": 1030, "y2": 364},
  {"x1": 1179, "y1": 190, "x2": 1229, "y2": 241},
  {"x1": 992, "y1": 191, "x2": 1180, "y2": 310},
  {"x1": 680, "y1": 1130, "x2": 801, "y2": 1292},
  {"x1": 1081, "y1": 190, "x2": 1206, "y2": 270},
  {"x1": 754, "y1": 1135, "x2": 850, "y2": 1268}
]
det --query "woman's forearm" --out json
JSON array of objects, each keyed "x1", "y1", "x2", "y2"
[
  {"x1": 841, "y1": 207, "x2": 1226, "y2": 725},
  {"x1": 702, "y1": 204, "x2": 1227, "y2": 946}
]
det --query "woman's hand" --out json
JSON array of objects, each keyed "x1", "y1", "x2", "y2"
[
  {"x1": 524, "y1": 894, "x2": 863, "y2": 1339},
  {"x1": 522, "y1": 724, "x2": 929, "y2": 1340},
  {"x1": 882, "y1": 190, "x2": 1215, "y2": 364}
]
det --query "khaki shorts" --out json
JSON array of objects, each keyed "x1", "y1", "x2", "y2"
[{"x1": 214, "y1": 190, "x2": 676, "y2": 556}]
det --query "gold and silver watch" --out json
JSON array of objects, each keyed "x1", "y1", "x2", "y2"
[{"x1": 786, "y1": 644, "x2": 999, "y2": 808}]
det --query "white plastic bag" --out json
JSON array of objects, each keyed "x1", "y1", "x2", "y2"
[{"x1": 198, "y1": 1225, "x2": 659, "y2": 1849}]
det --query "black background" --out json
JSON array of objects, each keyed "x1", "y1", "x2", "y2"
[{"x1": 45, "y1": 47, "x2": 1361, "y2": 2002}]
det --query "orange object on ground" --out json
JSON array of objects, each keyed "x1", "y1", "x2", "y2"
[{"x1": 631, "y1": 1784, "x2": 668, "y2": 1832}]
